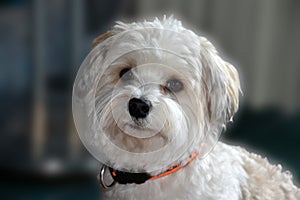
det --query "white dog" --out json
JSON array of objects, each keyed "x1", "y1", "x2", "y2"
[{"x1": 72, "y1": 16, "x2": 300, "y2": 199}]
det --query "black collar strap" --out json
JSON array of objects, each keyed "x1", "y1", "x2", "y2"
[{"x1": 109, "y1": 167, "x2": 151, "y2": 184}]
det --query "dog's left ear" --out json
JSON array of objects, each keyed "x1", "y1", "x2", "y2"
[
  {"x1": 92, "y1": 31, "x2": 111, "y2": 48},
  {"x1": 199, "y1": 37, "x2": 241, "y2": 125}
]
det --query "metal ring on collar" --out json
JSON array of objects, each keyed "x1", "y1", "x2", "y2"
[{"x1": 98, "y1": 165, "x2": 116, "y2": 191}]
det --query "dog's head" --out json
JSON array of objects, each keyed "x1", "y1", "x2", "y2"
[{"x1": 73, "y1": 17, "x2": 240, "y2": 173}]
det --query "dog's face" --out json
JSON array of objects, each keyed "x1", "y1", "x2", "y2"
[{"x1": 73, "y1": 17, "x2": 240, "y2": 173}]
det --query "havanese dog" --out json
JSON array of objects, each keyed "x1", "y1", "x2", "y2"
[{"x1": 72, "y1": 16, "x2": 300, "y2": 199}]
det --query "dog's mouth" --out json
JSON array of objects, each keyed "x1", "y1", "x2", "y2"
[
  {"x1": 107, "y1": 123, "x2": 168, "y2": 153},
  {"x1": 128, "y1": 122, "x2": 150, "y2": 130},
  {"x1": 122, "y1": 121, "x2": 161, "y2": 139},
  {"x1": 130, "y1": 117, "x2": 147, "y2": 127}
]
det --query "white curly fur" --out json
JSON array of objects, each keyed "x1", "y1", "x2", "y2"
[{"x1": 73, "y1": 16, "x2": 300, "y2": 199}]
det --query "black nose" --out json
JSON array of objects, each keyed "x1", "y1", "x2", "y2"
[{"x1": 128, "y1": 98, "x2": 152, "y2": 119}]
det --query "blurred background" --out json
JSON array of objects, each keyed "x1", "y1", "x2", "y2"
[{"x1": 0, "y1": 0, "x2": 299, "y2": 199}]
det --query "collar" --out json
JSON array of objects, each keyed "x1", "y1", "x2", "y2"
[{"x1": 105, "y1": 151, "x2": 199, "y2": 185}]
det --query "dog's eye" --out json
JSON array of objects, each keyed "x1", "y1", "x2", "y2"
[
  {"x1": 165, "y1": 79, "x2": 183, "y2": 93},
  {"x1": 119, "y1": 68, "x2": 133, "y2": 81}
]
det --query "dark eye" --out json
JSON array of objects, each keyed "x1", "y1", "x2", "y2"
[
  {"x1": 119, "y1": 68, "x2": 133, "y2": 81},
  {"x1": 165, "y1": 79, "x2": 184, "y2": 93}
]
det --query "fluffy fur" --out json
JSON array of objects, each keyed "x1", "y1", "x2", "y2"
[{"x1": 73, "y1": 16, "x2": 300, "y2": 199}]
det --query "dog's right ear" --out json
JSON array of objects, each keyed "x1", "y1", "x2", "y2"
[
  {"x1": 92, "y1": 31, "x2": 112, "y2": 48},
  {"x1": 199, "y1": 36, "x2": 241, "y2": 125}
]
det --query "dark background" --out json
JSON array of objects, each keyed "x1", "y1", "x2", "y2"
[{"x1": 0, "y1": 0, "x2": 299, "y2": 199}]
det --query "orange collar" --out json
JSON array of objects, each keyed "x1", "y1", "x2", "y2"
[{"x1": 108, "y1": 151, "x2": 199, "y2": 184}]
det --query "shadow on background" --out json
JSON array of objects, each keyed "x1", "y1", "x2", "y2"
[{"x1": 0, "y1": 0, "x2": 299, "y2": 199}]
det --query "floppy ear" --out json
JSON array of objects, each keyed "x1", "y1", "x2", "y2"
[
  {"x1": 200, "y1": 37, "x2": 240, "y2": 126},
  {"x1": 92, "y1": 31, "x2": 111, "y2": 48}
]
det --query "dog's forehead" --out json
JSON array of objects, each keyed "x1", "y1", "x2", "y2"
[
  {"x1": 104, "y1": 28, "x2": 202, "y2": 80},
  {"x1": 110, "y1": 51, "x2": 199, "y2": 84},
  {"x1": 111, "y1": 28, "x2": 200, "y2": 56}
]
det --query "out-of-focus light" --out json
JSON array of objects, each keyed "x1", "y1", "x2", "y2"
[
  {"x1": 42, "y1": 158, "x2": 64, "y2": 175},
  {"x1": 85, "y1": 158, "x2": 100, "y2": 171}
]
